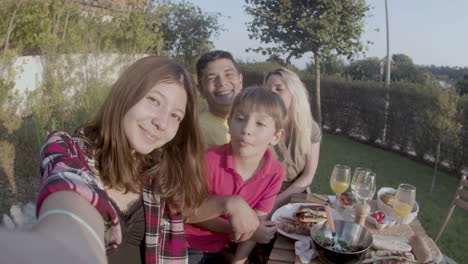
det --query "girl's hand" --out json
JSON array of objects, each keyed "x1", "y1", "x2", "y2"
[
  {"x1": 251, "y1": 220, "x2": 277, "y2": 243},
  {"x1": 225, "y1": 196, "x2": 259, "y2": 242}
]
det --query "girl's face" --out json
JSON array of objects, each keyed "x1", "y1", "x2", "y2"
[
  {"x1": 265, "y1": 74, "x2": 292, "y2": 112},
  {"x1": 122, "y1": 81, "x2": 187, "y2": 155}
]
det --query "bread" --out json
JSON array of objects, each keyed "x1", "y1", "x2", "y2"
[
  {"x1": 372, "y1": 234, "x2": 412, "y2": 252},
  {"x1": 426, "y1": 237, "x2": 443, "y2": 263},
  {"x1": 380, "y1": 193, "x2": 395, "y2": 206},
  {"x1": 293, "y1": 209, "x2": 326, "y2": 222},
  {"x1": 364, "y1": 251, "x2": 415, "y2": 264},
  {"x1": 373, "y1": 250, "x2": 415, "y2": 259},
  {"x1": 297, "y1": 204, "x2": 325, "y2": 211},
  {"x1": 365, "y1": 250, "x2": 415, "y2": 259},
  {"x1": 409, "y1": 235, "x2": 432, "y2": 263}
]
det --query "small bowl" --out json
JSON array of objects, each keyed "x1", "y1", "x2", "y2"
[
  {"x1": 367, "y1": 211, "x2": 397, "y2": 230},
  {"x1": 338, "y1": 193, "x2": 356, "y2": 210},
  {"x1": 310, "y1": 220, "x2": 373, "y2": 264},
  {"x1": 377, "y1": 187, "x2": 419, "y2": 224}
]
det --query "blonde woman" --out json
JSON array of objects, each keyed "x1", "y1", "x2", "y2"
[{"x1": 265, "y1": 68, "x2": 322, "y2": 214}]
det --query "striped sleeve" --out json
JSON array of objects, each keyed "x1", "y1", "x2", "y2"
[{"x1": 36, "y1": 130, "x2": 121, "y2": 253}]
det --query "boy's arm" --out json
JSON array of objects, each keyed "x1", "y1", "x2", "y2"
[
  {"x1": 194, "y1": 213, "x2": 277, "y2": 240},
  {"x1": 184, "y1": 195, "x2": 259, "y2": 241},
  {"x1": 232, "y1": 211, "x2": 270, "y2": 264},
  {"x1": 195, "y1": 217, "x2": 232, "y2": 233}
]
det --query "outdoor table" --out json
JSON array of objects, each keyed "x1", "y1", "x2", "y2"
[{"x1": 267, "y1": 193, "x2": 446, "y2": 264}]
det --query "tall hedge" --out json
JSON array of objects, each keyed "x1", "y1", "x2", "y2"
[{"x1": 243, "y1": 70, "x2": 465, "y2": 174}]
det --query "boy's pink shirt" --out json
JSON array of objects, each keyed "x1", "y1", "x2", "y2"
[{"x1": 184, "y1": 144, "x2": 285, "y2": 253}]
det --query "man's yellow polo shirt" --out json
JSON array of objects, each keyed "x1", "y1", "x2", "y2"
[{"x1": 199, "y1": 111, "x2": 230, "y2": 148}]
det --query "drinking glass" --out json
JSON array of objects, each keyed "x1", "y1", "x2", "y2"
[
  {"x1": 393, "y1": 184, "x2": 416, "y2": 222},
  {"x1": 330, "y1": 164, "x2": 351, "y2": 206},
  {"x1": 351, "y1": 169, "x2": 376, "y2": 205}
]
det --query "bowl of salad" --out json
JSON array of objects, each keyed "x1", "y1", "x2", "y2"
[{"x1": 310, "y1": 220, "x2": 373, "y2": 264}]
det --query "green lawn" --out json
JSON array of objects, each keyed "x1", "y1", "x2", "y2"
[{"x1": 310, "y1": 133, "x2": 467, "y2": 262}]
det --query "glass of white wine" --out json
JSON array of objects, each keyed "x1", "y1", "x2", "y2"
[
  {"x1": 330, "y1": 164, "x2": 351, "y2": 207},
  {"x1": 351, "y1": 169, "x2": 376, "y2": 205},
  {"x1": 393, "y1": 184, "x2": 416, "y2": 223}
]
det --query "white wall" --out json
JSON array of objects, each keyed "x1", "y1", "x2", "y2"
[
  {"x1": 10, "y1": 56, "x2": 45, "y2": 95},
  {"x1": 6, "y1": 53, "x2": 145, "y2": 95}
]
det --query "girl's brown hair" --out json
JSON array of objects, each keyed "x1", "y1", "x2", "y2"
[{"x1": 82, "y1": 56, "x2": 207, "y2": 208}]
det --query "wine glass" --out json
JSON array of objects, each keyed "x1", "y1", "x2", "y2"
[
  {"x1": 393, "y1": 184, "x2": 416, "y2": 223},
  {"x1": 330, "y1": 164, "x2": 351, "y2": 207},
  {"x1": 351, "y1": 169, "x2": 376, "y2": 205},
  {"x1": 352, "y1": 167, "x2": 370, "y2": 181}
]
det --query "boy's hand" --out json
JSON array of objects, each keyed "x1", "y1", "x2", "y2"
[
  {"x1": 251, "y1": 220, "x2": 277, "y2": 244},
  {"x1": 225, "y1": 196, "x2": 259, "y2": 242}
]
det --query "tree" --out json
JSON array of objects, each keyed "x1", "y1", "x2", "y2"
[
  {"x1": 344, "y1": 57, "x2": 381, "y2": 81},
  {"x1": 0, "y1": 0, "x2": 23, "y2": 60},
  {"x1": 426, "y1": 88, "x2": 459, "y2": 192},
  {"x1": 457, "y1": 74, "x2": 468, "y2": 96},
  {"x1": 306, "y1": 55, "x2": 345, "y2": 77},
  {"x1": 0, "y1": 0, "x2": 53, "y2": 55},
  {"x1": 391, "y1": 54, "x2": 420, "y2": 82},
  {"x1": 419, "y1": 64, "x2": 468, "y2": 81},
  {"x1": 245, "y1": 0, "x2": 369, "y2": 126},
  {"x1": 112, "y1": 0, "x2": 167, "y2": 56},
  {"x1": 159, "y1": 1, "x2": 222, "y2": 69},
  {"x1": 266, "y1": 54, "x2": 286, "y2": 66}
]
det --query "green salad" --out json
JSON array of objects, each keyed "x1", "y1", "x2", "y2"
[{"x1": 315, "y1": 231, "x2": 364, "y2": 253}]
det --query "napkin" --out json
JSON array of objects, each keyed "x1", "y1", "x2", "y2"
[{"x1": 295, "y1": 237, "x2": 317, "y2": 263}]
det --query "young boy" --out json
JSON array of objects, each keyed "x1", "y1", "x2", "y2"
[{"x1": 185, "y1": 87, "x2": 287, "y2": 264}]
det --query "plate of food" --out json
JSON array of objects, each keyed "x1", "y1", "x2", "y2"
[{"x1": 272, "y1": 203, "x2": 343, "y2": 240}]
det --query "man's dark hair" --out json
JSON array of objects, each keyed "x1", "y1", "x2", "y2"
[{"x1": 196, "y1": 50, "x2": 240, "y2": 84}]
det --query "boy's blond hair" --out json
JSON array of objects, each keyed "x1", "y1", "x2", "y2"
[{"x1": 229, "y1": 87, "x2": 287, "y2": 131}]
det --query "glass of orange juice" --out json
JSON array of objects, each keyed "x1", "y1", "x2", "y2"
[
  {"x1": 393, "y1": 184, "x2": 416, "y2": 223},
  {"x1": 330, "y1": 164, "x2": 351, "y2": 207}
]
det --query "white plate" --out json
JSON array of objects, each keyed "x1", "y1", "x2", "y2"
[{"x1": 271, "y1": 202, "x2": 343, "y2": 240}]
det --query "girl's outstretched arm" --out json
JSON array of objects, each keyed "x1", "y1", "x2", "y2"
[{"x1": 0, "y1": 191, "x2": 107, "y2": 264}]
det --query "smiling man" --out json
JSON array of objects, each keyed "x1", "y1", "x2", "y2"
[{"x1": 196, "y1": 50, "x2": 243, "y2": 148}]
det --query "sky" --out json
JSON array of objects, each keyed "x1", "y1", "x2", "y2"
[{"x1": 188, "y1": 0, "x2": 468, "y2": 70}]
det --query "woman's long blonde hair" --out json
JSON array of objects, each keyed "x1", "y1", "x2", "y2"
[
  {"x1": 82, "y1": 56, "x2": 208, "y2": 209},
  {"x1": 265, "y1": 68, "x2": 313, "y2": 158}
]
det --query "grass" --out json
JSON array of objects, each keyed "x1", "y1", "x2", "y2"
[{"x1": 310, "y1": 133, "x2": 467, "y2": 262}]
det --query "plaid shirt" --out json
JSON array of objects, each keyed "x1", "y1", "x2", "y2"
[{"x1": 36, "y1": 130, "x2": 188, "y2": 264}]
